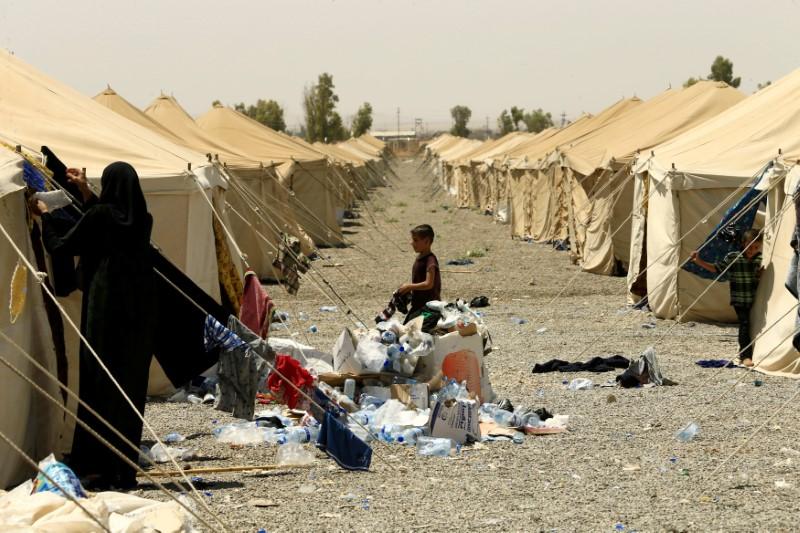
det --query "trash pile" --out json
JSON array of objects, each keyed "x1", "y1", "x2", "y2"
[{"x1": 173, "y1": 298, "x2": 569, "y2": 469}]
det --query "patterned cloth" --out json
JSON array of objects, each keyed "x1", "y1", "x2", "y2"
[
  {"x1": 683, "y1": 175, "x2": 765, "y2": 281},
  {"x1": 239, "y1": 271, "x2": 274, "y2": 339},
  {"x1": 715, "y1": 251, "x2": 762, "y2": 306},
  {"x1": 203, "y1": 315, "x2": 246, "y2": 352},
  {"x1": 272, "y1": 234, "x2": 309, "y2": 295},
  {"x1": 212, "y1": 217, "x2": 243, "y2": 315},
  {"x1": 22, "y1": 161, "x2": 46, "y2": 192}
]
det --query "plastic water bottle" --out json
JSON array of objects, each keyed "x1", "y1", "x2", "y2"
[
  {"x1": 675, "y1": 422, "x2": 699, "y2": 443},
  {"x1": 493, "y1": 409, "x2": 520, "y2": 427},
  {"x1": 163, "y1": 432, "x2": 185, "y2": 443},
  {"x1": 521, "y1": 412, "x2": 542, "y2": 428},
  {"x1": 416, "y1": 436, "x2": 459, "y2": 457},
  {"x1": 281, "y1": 427, "x2": 319, "y2": 444},
  {"x1": 397, "y1": 427, "x2": 424, "y2": 445},
  {"x1": 308, "y1": 325, "x2": 318, "y2": 334},
  {"x1": 512, "y1": 431, "x2": 525, "y2": 444},
  {"x1": 381, "y1": 330, "x2": 397, "y2": 344},
  {"x1": 511, "y1": 317, "x2": 527, "y2": 325},
  {"x1": 455, "y1": 380, "x2": 469, "y2": 399},
  {"x1": 343, "y1": 379, "x2": 356, "y2": 400},
  {"x1": 320, "y1": 305, "x2": 338, "y2": 312}
]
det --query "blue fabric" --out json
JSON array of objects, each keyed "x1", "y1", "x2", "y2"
[
  {"x1": 23, "y1": 161, "x2": 46, "y2": 192},
  {"x1": 682, "y1": 172, "x2": 766, "y2": 281},
  {"x1": 316, "y1": 411, "x2": 372, "y2": 472},
  {"x1": 203, "y1": 315, "x2": 246, "y2": 352}
]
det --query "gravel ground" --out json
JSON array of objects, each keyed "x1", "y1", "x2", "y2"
[{"x1": 139, "y1": 157, "x2": 800, "y2": 532}]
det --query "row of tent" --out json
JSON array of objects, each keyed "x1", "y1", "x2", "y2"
[
  {"x1": 0, "y1": 49, "x2": 388, "y2": 488},
  {"x1": 425, "y1": 72, "x2": 800, "y2": 379}
]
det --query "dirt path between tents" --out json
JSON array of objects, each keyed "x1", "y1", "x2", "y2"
[{"x1": 141, "y1": 157, "x2": 800, "y2": 532}]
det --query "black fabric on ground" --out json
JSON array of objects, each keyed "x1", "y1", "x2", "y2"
[{"x1": 532, "y1": 355, "x2": 630, "y2": 374}]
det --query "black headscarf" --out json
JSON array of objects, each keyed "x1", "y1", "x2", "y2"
[{"x1": 99, "y1": 162, "x2": 150, "y2": 233}]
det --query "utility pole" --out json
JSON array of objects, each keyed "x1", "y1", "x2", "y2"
[{"x1": 560, "y1": 111, "x2": 567, "y2": 127}]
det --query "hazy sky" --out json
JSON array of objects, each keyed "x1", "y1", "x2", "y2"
[{"x1": 3, "y1": 0, "x2": 798, "y2": 133}]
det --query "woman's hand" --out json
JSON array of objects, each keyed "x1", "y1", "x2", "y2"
[
  {"x1": 66, "y1": 168, "x2": 93, "y2": 202},
  {"x1": 28, "y1": 197, "x2": 48, "y2": 216}
]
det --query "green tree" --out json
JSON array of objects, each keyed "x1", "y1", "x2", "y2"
[
  {"x1": 233, "y1": 99, "x2": 287, "y2": 131},
  {"x1": 684, "y1": 56, "x2": 741, "y2": 89},
  {"x1": 510, "y1": 106, "x2": 525, "y2": 130},
  {"x1": 497, "y1": 110, "x2": 515, "y2": 135},
  {"x1": 450, "y1": 105, "x2": 472, "y2": 137},
  {"x1": 756, "y1": 80, "x2": 772, "y2": 91},
  {"x1": 523, "y1": 108, "x2": 554, "y2": 133},
  {"x1": 212, "y1": 99, "x2": 222, "y2": 107},
  {"x1": 351, "y1": 102, "x2": 373, "y2": 137},
  {"x1": 709, "y1": 55, "x2": 741, "y2": 88},
  {"x1": 303, "y1": 72, "x2": 348, "y2": 142}
]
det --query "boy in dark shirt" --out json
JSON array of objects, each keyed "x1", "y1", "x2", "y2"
[
  {"x1": 398, "y1": 224, "x2": 442, "y2": 331},
  {"x1": 689, "y1": 229, "x2": 763, "y2": 367}
]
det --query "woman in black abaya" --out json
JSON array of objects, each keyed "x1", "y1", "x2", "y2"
[{"x1": 32, "y1": 162, "x2": 156, "y2": 489}]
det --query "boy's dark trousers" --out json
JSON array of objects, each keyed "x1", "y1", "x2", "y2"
[{"x1": 734, "y1": 305, "x2": 753, "y2": 361}]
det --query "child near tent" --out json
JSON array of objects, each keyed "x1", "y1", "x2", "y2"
[
  {"x1": 397, "y1": 224, "x2": 442, "y2": 332},
  {"x1": 689, "y1": 229, "x2": 763, "y2": 367}
]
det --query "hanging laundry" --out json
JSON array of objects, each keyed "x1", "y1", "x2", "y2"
[
  {"x1": 272, "y1": 234, "x2": 310, "y2": 295},
  {"x1": 22, "y1": 161, "x2": 46, "y2": 192},
  {"x1": 204, "y1": 315, "x2": 246, "y2": 352},
  {"x1": 267, "y1": 354, "x2": 315, "y2": 409},
  {"x1": 240, "y1": 271, "x2": 275, "y2": 339},
  {"x1": 212, "y1": 216, "x2": 243, "y2": 316},
  {"x1": 683, "y1": 169, "x2": 766, "y2": 281},
  {"x1": 214, "y1": 317, "x2": 273, "y2": 420},
  {"x1": 785, "y1": 184, "x2": 800, "y2": 351},
  {"x1": 316, "y1": 411, "x2": 372, "y2": 472}
]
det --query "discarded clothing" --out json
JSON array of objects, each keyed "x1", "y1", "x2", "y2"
[
  {"x1": 267, "y1": 355, "x2": 314, "y2": 409},
  {"x1": 446, "y1": 258, "x2": 474, "y2": 266},
  {"x1": 469, "y1": 295, "x2": 490, "y2": 308},
  {"x1": 532, "y1": 355, "x2": 630, "y2": 374},
  {"x1": 240, "y1": 270, "x2": 275, "y2": 339},
  {"x1": 316, "y1": 411, "x2": 372, "y2": 472},
  {"x1": 616, "y1": 347, "x2": 676, "y2": 388},
  {"x1": 375, "y1": 290, "x2": 410, "y2": 323},
  {"x1": 695, "y1": 359, "x2": 736, "y2": 369},
  {"x1": 214, "y1": 317, "x2": 273, "y2": 420}
]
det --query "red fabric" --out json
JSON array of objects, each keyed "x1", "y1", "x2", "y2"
[
  {"x1": 267, "y1": 355, "x2": 315, "y2": 409},
  {"x1": 239, "y1": 271, "x2": 275, "y2": 339}
]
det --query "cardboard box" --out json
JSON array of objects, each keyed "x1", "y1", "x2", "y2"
[
  {"x1": 427, "y1": 397, "x2": 480, "y2": 444},
  {"x1": 390, "y1": 383, "x2": 429, "y2": 410}
]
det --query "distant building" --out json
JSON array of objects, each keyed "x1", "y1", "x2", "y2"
[{"x1": 371, "y1": 130, "x2": 417, "y2": 141}]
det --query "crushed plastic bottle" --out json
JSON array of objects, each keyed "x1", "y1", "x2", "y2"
[
  {"x1": 567, "y1": 378, "x2": 594, "y2": 391},
  {"x1": 536, "y1": 327, "x2": 548, "y2": 334},
  {"x1": 417, "y1": 436, "x2": 460, "y2": 457},
  {"x1": 276, "y1": 442, "x2": 316, "y2": 465},
  {"x1": 510, "y1": 317, "x2": 528, "y2": 325},
  {"x1": 187, "y1": 394, "x2": 203, "y2": 404},
  {"x1": 320, "y1": 306, "x2": 338, "y2": 312},
  {"x1": 397, "y1": 427, "x2": 424, "y2": 445},
  {"x1": 493, "y1": 409, "x2": 521, "y2": 428},
  {"x1": 675, "y1": 422, "x2": 699, "y2": 443},
  {"x1": 163, "y1": 432, "x2": 186, "y2": 444},
  {"x1": 308, "y1": 325, "x2": 318, "y2": 334},
  {"x1": 343, "y1": 378, "x2": 356, "y2": 400},
  {"x1": 381, "y1": 330, "x2": 398, "y2": 344}
]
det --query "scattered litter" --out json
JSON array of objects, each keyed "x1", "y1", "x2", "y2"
[
  {"x1": 641, "y1": 322, "x2": 656, "y2": 329},
  {"x1": 675, "y1": 422, "x2": 700, "y2": 443},
  {"x1": 754, "y1": 379, "x2": 764, "y2": 387},
  {"x1": 248, "y1": 498, "x2": 279, "y2": 508},
  {"x1": 775, "y1": 479, "x2": 792, "y2": 489},
  {"x1": 147, "y1": 443, "x2": 197, "y2": 463},
  {"x1": 308, "y1": 325, "x2": 319, "y2": 334},
  {"x1": 276, "y1": 442, "x2": 317, "y2": 466},
  {"x1": 469, "y1": 295, "x2": 490, "y2": 308},
  {"x1": 510, "y1": 317, "x2": 527, "y2": 325},
  {"x1": 446, "y1": 258, "x2": 474, "y2": 266},
  {"x1": 781, "y1": 447, "x2": 800, "y2": 456},
  {"x1": 536, "y1": 327, "x2": 548, "y2": 334},
  {"x1": 568, "y1": 378, "x2": 593, "y2": 391},
  {"x1": 622, "y1": 464, "x2": 640, "y2": 472},
  {"x1": 695, "y1": 359, "x2": 735, "y2": 368},
  {"x1": 32, "y1": 455, "x2": 86, "y2": 499},
  {"x1": 163, "y1": 432, "x2": 185, "y2": 444},
  {"x1": 416, "y1": 436, "x2": 460, "y2": 457},
  {"x1": 320, "y1": 306, "x2": 338, "y2": 312}
]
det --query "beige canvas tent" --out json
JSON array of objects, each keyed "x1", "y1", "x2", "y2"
[
  {"x1": 504, "y1": 97, "x2": 644, "y2": 241},
  {"x1": 550, "y1": 82, "x2": 744, "y2": 274},
  {"x1": 0, "y1": 147, "x2": 63, "y2": 488},
  {"x1": 197, "y1": 104, "x2": 345, "y2": 247},
  {"x1": 628, "y1": 69, "x2": 800, "y2": 328}
]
